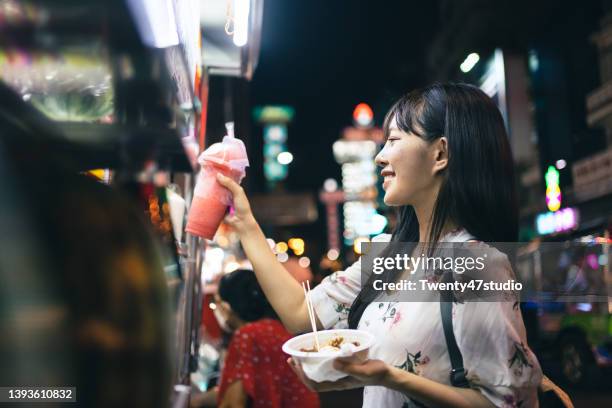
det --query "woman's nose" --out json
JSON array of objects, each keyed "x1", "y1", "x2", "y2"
[{"x1": 374, "y1": 148, "x2": 387, "y2": 167}]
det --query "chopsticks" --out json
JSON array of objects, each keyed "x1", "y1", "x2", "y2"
[{"x1": 302, "y1": 280, "x2": 321, "y2": 351}]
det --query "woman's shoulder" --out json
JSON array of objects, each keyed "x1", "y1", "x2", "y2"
[
  {"x1": 440, "y1": 228, "x2": 514, "y2": 277},
  {"x1": 443, "y1": 228, "x2": 475, "y2": 242}
]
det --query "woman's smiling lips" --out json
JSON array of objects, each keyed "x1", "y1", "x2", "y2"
[{"x1": 381, "y1": 168, "x2": 395, "y2": 190}]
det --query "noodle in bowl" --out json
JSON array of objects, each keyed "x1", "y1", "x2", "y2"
[{"x1": 282, "y1": 329, "x2": 375, "y2": 382}]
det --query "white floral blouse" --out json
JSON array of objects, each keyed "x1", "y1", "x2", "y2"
[{"x1": 309, "y1": 230, "x2": 542, "y2": 408}]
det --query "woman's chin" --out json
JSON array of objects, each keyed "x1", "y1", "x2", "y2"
[
  {"x1": 383, "y1": 193, "x2": 400, "y2": 206},
  {"x1": 383, "y1": 189, "x2": 411, "y2": 206}
]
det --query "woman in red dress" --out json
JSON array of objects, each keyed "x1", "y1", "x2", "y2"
[{"x1": 214, "y1": 269, "x2": 320, "y2": 408}]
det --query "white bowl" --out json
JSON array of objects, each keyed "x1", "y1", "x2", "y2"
[{"x1": 282, "y1": 329, "x2": 375, "y2": 382}]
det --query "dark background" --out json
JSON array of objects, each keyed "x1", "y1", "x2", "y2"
[
  {"x1": 248, "y1": 0, "x2": 439, "y2": 192},
  {"x1": 201, "y1": 1, "x2": 608, "y2": 253}
]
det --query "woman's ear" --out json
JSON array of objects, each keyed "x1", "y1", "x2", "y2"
[{"x1": 432, "y1": 137, "x2": 449, "y2": 174}]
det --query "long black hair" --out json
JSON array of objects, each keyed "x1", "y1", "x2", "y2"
[{"x1": 347, "y1": 83, "x2": 518, "y2": 329}]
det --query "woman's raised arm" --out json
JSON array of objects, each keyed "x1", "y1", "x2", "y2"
[{"x1": 215, "y1": 173, "x2": 315, "y2": 333}]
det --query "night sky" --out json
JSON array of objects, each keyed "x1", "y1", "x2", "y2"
[
  {"x1": 249, "y1": 0, "x2": 439, "y2": 193},
  {"x1": 241, "y1": 0, "x2": 604, "y2": 257},
  {"x1": 238, "y1": 0, "x2": 441, "y2": 257}
]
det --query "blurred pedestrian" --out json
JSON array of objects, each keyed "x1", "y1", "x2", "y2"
[
  {"x1": 191, "y1": 269, "x2": 319, "y2": 408},
  {"x1": 3, "y1": 160, "x2": 171, "y2": 407}
]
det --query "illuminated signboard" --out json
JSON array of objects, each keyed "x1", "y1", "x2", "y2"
[
  {"x1": 536, "y1": 207, "x2": 579, "y2": 235},
  {"x1": 254, "y1": 106, "x2": 295, "y2": 188},
  {"x1": 353, "y1": 103, "x2": 374, "y2": 127},
  {"x1": 545, "y1": 165, "x2": 561, "y2": 212},
  {"x1": 478, "y1": 49, "x2": 508, "y2": 126}
]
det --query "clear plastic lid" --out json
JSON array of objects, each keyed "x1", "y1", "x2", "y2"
[{"x1": 198, "y1": 122, "x2": 250, "y2": 176}]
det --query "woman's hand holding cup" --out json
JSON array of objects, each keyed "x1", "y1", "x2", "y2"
[{"x1": 216, "y1": 173, "x2": 258, "y2": 235}]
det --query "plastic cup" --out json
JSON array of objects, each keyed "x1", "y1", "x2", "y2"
[{"x1": 186, "y1": 127, "x2": 249, "y2": 239}]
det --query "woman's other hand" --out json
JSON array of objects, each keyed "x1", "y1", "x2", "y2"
[
  {"x1": 287, "y1": 357, "x2": 392, "y2": 392},
  {"x1": 216, "y1": 173, "x2": 257, "y2": 235}
]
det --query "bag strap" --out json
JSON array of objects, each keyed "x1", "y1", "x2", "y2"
[
  {"x1": 539, "y1": 375, "x2": 575, "y2": 408},
  {"x1": 439, "y1": 272, "x2": 470, "y2": 388}
]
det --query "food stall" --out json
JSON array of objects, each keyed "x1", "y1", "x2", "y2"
[
  {"x1": 0, "y1": 0, "x2": 264, "y2": 406},
  {"x1": 0, "y1": 0, "x2": 196, "y2": 406}
]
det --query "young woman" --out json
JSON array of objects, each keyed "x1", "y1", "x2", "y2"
[{"x1": 216, "y1": 83, "x2": 543, "y2": 407}]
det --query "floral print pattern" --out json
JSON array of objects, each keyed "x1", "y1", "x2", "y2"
[
  {"x1": 374, "y1": 302, "x2": 404, "y2": 328},
  {"x1": 508, "y1": 342, "x2": 534, "y2": 377},
  {"x1": 329, "y1": 272, "x2": 348, "y2": 285},
  {"x1": 308, "y1": 231, "x2": 543, "y2": 408},
  {"x1": 396, "y1": 350, "x2": 430, "y2": 375},
  {"x1": 334, "y1": 302, "x2": 351, "y2": 315}
]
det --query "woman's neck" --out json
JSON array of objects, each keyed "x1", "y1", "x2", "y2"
[
  {"x1": 414, "y1": 201, "x2": 456, "y2": 243},
  {"x1": 229, "y1": 315, "x2": 247, "y2": 331}
]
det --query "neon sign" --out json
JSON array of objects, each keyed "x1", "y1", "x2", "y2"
[
  {"x1": 545, "y1": 165, "x2": 561, "y2": 212},
  {"x1": 536, "y1": 207, "x2": 579, "y2": 235},
  {"x1": 353, "y1": 103, "x2": 374, "y2": 127}
]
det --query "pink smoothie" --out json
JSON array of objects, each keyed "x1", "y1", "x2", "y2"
[{"x1": 186, "y1": 128, "x2": 249, "y2": 239}]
